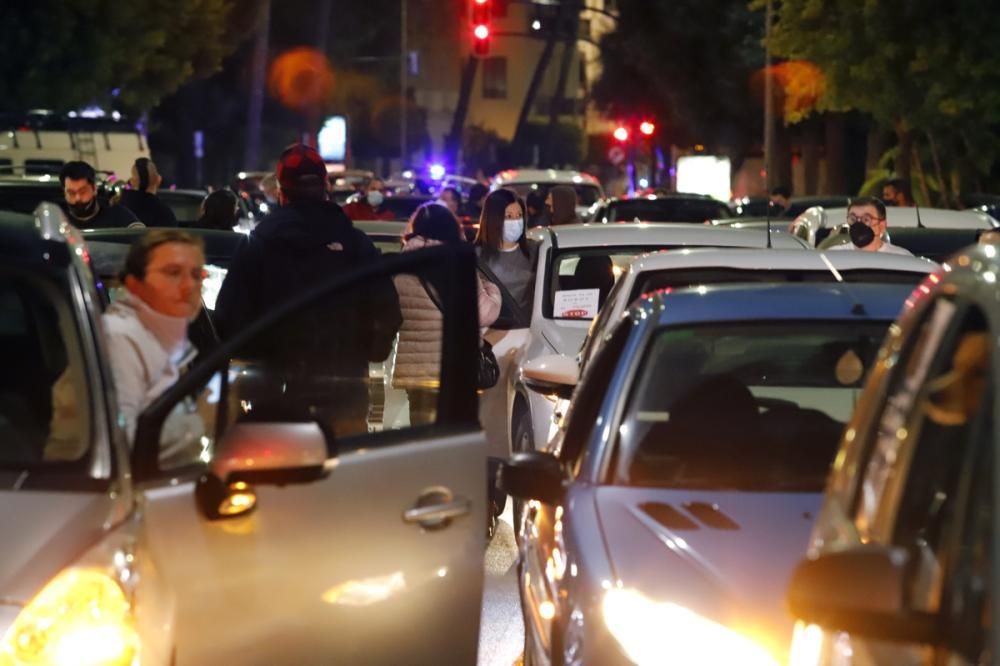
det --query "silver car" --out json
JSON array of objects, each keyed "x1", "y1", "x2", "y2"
[{"x1": 0, "y1": 204, "x2": 486, "y2": 665}]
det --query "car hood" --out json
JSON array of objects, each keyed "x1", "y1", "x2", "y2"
[
  {"x1": 594, "y1": 486, "x2": 822, "y2": 657},
  {"x1": 0, "y1": 491, "x2": 113, "y2": 604}
]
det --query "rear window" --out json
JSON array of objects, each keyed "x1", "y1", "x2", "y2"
[
  {"x1": 604, "y1": 198, "x2": 731, "y2": 223},
  {"x1": 507, "y1": 183, "x2": 602, "y2": 207},
  {"x1": 545, "y1": 247, "x2": 659, "y2": 320}
]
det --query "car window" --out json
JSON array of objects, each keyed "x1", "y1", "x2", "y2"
[
  {"x1": 579, "y1": 274, "x2": 630, "y2": 369},
  {"x1": 134, "y1": 247, "x2": 476, "y2": 476},
  {"x1": 506, "y1": 183, "x2": 602, "y2": 207},
  {"x1": 2, "y1": 265, "x2": 97, "y2": 488},
  {"x1": 881, "y1": 311, "x2": 991, "y2": 575},
  {"x1": 613, "y1": 321, "x2": 889, "y2": 490},
  {"x1": 853, "y1": 298, "x2": 959, "y2": 536},
  {"x1": 606, "y1": 198, "x2": 731, "y2": 223},
  {"x1": 544, "y1": 247, "x2": 659, "y2": 320}
]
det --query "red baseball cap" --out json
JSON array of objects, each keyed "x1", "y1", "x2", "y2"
[{"x1": 276, "y1": 143, "x2": 327, "y2": 191}]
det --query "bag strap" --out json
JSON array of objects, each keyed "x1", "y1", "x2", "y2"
[{"x1": 476, "y1": 258, "x2": 530, "y2": 327}]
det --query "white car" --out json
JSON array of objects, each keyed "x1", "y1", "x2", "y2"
[
  {"x1": 577, "y1": 247, "x2": 939, "y2": 372},
  {"x1": 480, "y1": 223, "x2": 806, "y2": 460},
  {"x1": 789, "y1": 205, "x2": 997, "y2": 247},
  {"x1": 492, "y1": 169, "x2": 604, "y2": 221},
  {"x1": 1, "y1": 204, "x2": 487, "y2": 665}
]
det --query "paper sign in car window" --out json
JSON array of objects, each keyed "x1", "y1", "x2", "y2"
[{"x1": 554, "y1": 289, "x2": 600, "y2": 319}]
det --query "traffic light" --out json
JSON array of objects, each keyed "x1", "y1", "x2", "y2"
[
  {"x1": 613, "y1": 126, "x2": 629, "y2": 142},
  {"x1": 639, "y1": 120, "x2": 656, "y2": 136},
  {"x1": 471, "y1": 0, "x2": 491, "y2": 57}
]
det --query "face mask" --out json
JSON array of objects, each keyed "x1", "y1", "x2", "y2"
[
  {"x1": 367, "y1": 191, "x2": 384, "y2": 207},
  {"x1": 503, "y1": 218, "x2": 524, "y2": 243},
  {"x1": 70, "y1": 198, "x2": 98, "y2": 220},
  {"x1": 849, "y1": 221, "x2": 876, "y2": 248}
]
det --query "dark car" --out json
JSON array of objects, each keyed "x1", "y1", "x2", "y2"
[
  {"x1": 0, "y1": 176, "x2": 70, "y2": 215},
  {"x1": 590, "y1": 194, "x2": 732, "y2": 224}
]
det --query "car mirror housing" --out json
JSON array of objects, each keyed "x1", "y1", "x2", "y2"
[
  {"x1": 788, "y1": 545, "x2": 941, "y2": 645},
  {"x1": 522, "y1": 354, "x2": 578, "y2": 401},
  {"x1": 212, "y1": 422, "x2": 329, "y2": 485},
  {"x1": 498, "y1": 451, "x2": 565, "y2": 505}
]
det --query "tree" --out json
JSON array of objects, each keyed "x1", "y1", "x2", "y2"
[
  {"x1": 591, "y1": 0, "x2": 765, "y2": 159},
  {"x1": 1, "y1": 0, "x2": 246, "y2": 113},
  {"x1": 767, "y1": 0, "x2": 1000, "y2": 201}
]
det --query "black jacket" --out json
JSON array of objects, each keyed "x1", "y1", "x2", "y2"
[
  {"x1": 120, "y1": 190, "x2": 178, "y2": 228},
  {"x1": 64, "y1": 201, "x2": 138, "y2": 229},
  {"x1": 214, "y1": 200, "x2": 402, "y2": 378}
]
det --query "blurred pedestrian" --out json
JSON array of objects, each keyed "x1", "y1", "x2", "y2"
[
  {"x1": 546, "y1": 185, "x2": 579, "y2": 226},
  {"x1": 525, "y1": 190, "x2": 549, "y2": 228},
  {"x1": 464, "y1": 182, "x2": 489, "y2": 220},
  {"x1": 769, "y1": 185, "x2": 791, "y2": 215},
  {"x1": 60, "y1": 161, "x2": 138, "y2": 228},
  {"x1": 392, "y1": 203, "x2": 500, "y2": 425},
  {"x1": 882, "y1": 177, "x2": 914, "y2": 207},
  {"x1": 120, "y1": 158, "x2": 177, "y2": 227},
  {"x1": 476, "y1": 188, "x2": 535, "y2": 314},
  {"x1": 439, "y1": 187, "x2": 462, "y2": 216},
  {"x1": 342, "y1": 177, "x2": 394, "y2": 221},
  {"x1": 196, "y1": 190, "x2": 239, "y2": 231}
]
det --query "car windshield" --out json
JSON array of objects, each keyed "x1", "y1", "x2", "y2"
[
  {"x1": 546, "y1": 246, "x2": 658, "y2": 320},
  {"x1": 0, "y1": 264, "x2": 96, "y2": 489},
  {"x1": 604, "y1": 198, "x2": 731, "y2": 223},
  {"x1": 612, "y1": 321, "x2": 889, "y2": 492},
  {"x1": 507, "y1": 183, "x2": 602, "y2": 207}
]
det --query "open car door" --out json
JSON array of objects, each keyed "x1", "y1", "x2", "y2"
[{"x1": 131, "y1": 244, "x2": 485, "y2": 665}]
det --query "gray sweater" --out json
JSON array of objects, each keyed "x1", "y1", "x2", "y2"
[{"x1": 478, "y1": 245, "x2": 535, "y2": 315}]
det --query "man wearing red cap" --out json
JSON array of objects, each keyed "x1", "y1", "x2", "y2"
[{"x1": 214, "y1": 144, "x2": 402, "y2": 433}]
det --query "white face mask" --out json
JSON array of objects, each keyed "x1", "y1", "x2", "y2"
[
  {"x1": 367, "y1": 191, "x2": 385, "y2": 207},
  {"x1": 502, "y1": 218, "x2": 524, "y2": 243}
]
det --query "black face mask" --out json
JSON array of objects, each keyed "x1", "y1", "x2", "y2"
[
  {"x1": 849, "y1": 221, "x2": 876, "y2": 248},
  {"x1": 70, "y1": 197, "x2": 98, "y2": 220}
]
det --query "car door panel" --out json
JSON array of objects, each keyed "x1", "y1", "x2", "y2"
[{"x1": 132, "y1": 245, "x2": 485, "y2": 665}]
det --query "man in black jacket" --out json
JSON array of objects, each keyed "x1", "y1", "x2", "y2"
[
  {"x1": 214, "y1": 144, "x2": 401, "y2": 435},
  {"x1": 120, "y1": 158, "x2": 178, "y2": 227},
  {"x1": 60, "y1": 161, "x2": 138, "y2": 228}
]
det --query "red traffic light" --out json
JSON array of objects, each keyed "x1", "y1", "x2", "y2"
[
  {"x1": 474, "y1": 24, "x2": 490, "y2": 39},
  {"x1": 471, "y1": 0, "x2": 491, "y2": 56},
  {"x1": 613, "y1": 126, "x2": 629, "y2": 142},
  {"x1": 639, "y1": 121, "x2": 655, "y2": 136}
]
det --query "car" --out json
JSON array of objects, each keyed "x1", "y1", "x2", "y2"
[
  {"x1": 789, "y1": 205, "x2": 998, "y2": 247},
  {"x1": 575, "y1": 247, "x2": 937, "y2": 379},
  {"x1": 817, "y1": 225, "x2": 992, "y2": 263},
  {"x1": 354, "y1": 219, "x2": 407, "y2": 255},
  {"x1": 587, "y1": 193, "x2": 732, "y2": 224},
  {"x1": 492, "y1": 169, "x2": 604, "y2": 221},
  {"x1": 785, "y1": 242, "x2": 996, "y2": 665},
  {"x1": 499, "y1": 280, "x2": 917, "y2": 666},
  {"x1": 0, "y1": 203, "x2": 487, "y2": 665},
  {"x1": 480, "y1": 223, "x2": 806, "y2": 464}
]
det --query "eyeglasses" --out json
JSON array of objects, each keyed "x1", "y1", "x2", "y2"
[
  {"x1": 149, "y1": 266, "x2": 208, "y2": 284},
  {"x1": 847, "y1": 214, "x2": 884, "y2": 226}
]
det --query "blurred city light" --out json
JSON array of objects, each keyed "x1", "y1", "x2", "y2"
[
  {"x1": 639, "y1": 121, "x2": 655, "y2": 136},
  {"x1": 613, "y1": 126, "x2": 629, "y2": 142}
]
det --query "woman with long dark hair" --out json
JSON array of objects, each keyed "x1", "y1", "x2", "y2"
[{"x1": 474, "y1": 188, "x2": 535, "y2": 313}]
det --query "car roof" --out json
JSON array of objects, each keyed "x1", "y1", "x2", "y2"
[
  {"x1": 493, "y1": 169, "x2": 601, "y2": 187},
  {"x1": 635, "y1": 281, "x2": 914, "y2": 327},
  {"x1": 798, "y1": 206, "x2": 996, "y2": 230},
  {"x1": 629, "y1": 247, "x2": 937, "y2": 275},
  {"x1": 601, "y1": 192, "x2": 724, "y2": 204},
  {"x1": 528, "y1": 222, "x2": 805, "y2": 249}
]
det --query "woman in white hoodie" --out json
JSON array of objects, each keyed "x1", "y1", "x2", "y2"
[{"x1": 392, "y1": 203, "x2": 501, "y2": 425}]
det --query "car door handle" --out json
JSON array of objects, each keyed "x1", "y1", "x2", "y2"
[{"x1": 403, "y1": 497, "x2": 471, "y2": 530}]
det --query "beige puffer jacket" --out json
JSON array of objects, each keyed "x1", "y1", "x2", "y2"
[{"x1": 391, "y1": 236, "x2": 501, "y2": 388}]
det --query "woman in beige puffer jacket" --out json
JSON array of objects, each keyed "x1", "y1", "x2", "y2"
[{"x1": 392, "y1": 203, "x2": 500, "y2": 424}]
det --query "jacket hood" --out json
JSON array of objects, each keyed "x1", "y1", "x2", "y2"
[{"x1": 252, "y1": 200, "x2": 355, "y2": 251}]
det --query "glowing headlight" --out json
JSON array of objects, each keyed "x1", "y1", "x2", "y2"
[
  {"x1": 602, "y1": 588, "x2": 778, "y2": 666},
  {"x1": 0, "y1": 568, "x2": 138, "y2": 666}
]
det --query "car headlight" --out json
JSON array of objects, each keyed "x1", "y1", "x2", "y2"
[
  {"x1": 602, "y1": 588, "x2": 779, "y2": 666},
  {"x1": 0, "y1": 568, "x2": 138, "y2": 666}
]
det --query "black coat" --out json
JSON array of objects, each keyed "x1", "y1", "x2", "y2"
[
  {"x1": 214, "y1": 200, "x2": 402, "y2": 379},
  {"x1": 64, "y1": 201, "x2": 138, "y2": 229},
  {"x1": 120, "y1": 190, "x2": 178, "y2": 228}
]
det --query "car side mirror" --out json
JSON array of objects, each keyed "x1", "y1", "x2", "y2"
[
  {"x1": 195, "y1": 422, "x2": 329, "y2": 520},
  {"x1": 788, "y1": 545, "x2": 941, "y2": 645},
  {"x1": 498, "y1": 451, "x2": 565, "y2": 506},
  {"x1": 522, "y1": 354, "x2": 577, "y2": 401}
]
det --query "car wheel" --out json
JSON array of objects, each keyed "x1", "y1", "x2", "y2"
[{"x1": 511, "y1": 402, "x2": 533, "y2": 544}]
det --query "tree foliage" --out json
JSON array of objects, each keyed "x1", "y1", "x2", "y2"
[
  {"x1": 1, "y1": 0, "x2": 246, "y2": 112},
  {"x1": 591, "y1": 0, "x2": 765, "y2": 154}
]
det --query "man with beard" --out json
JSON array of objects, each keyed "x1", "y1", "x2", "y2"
[{"x1": 60, "y1": 161, "x2": 138, "y2": 228}]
